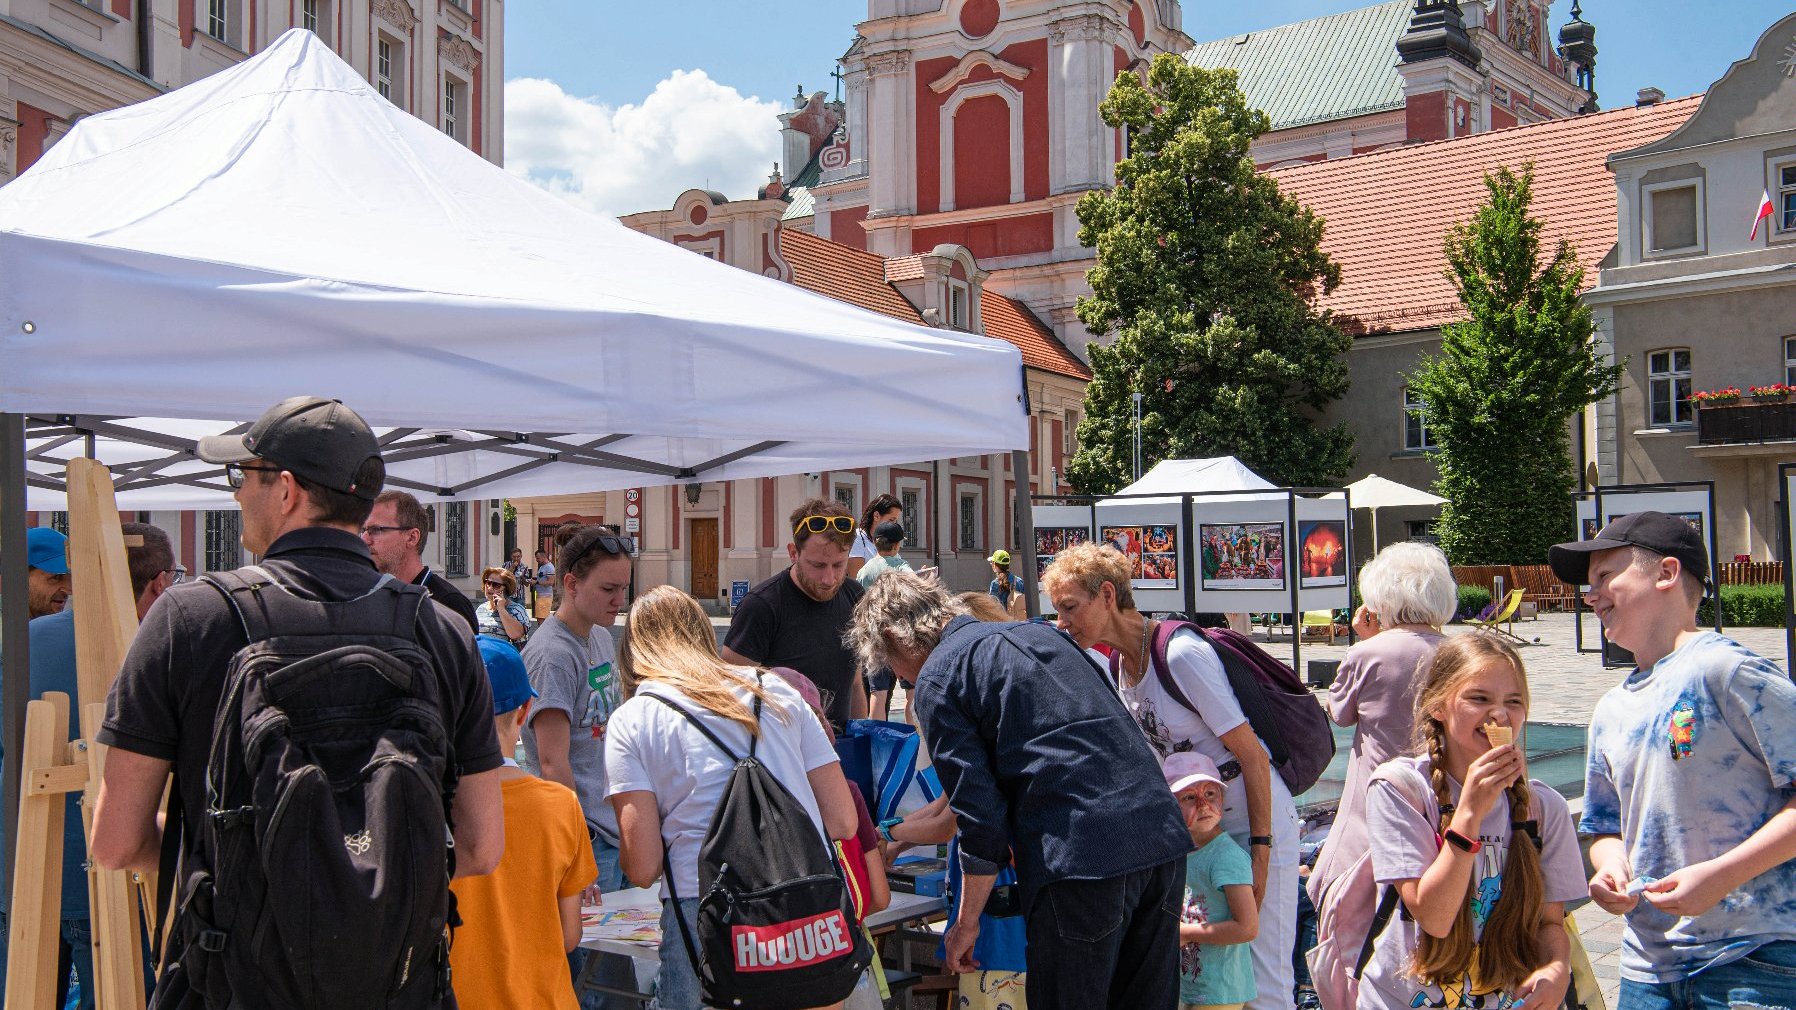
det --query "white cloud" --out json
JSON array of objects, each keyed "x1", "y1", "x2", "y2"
[{"x1": 504, "y1": 70, "x2": 784, "y2": 218}]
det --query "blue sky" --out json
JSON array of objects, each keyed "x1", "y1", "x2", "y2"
[{"x1": 504, "y1": 2, "x2": 1796, "y2": 216}]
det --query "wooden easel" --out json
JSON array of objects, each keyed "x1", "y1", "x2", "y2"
[{"x1": 7, "y1": 458, "x2": 156, "y2": 1010}]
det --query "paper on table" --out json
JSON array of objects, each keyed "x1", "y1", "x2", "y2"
[{"x1": 581, "y1": 905, "x2": 662, "y2": 945}]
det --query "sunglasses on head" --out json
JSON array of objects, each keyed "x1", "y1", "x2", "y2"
[
  {"x1": 570, "y1": 531, "x2": 636, "y2": 568},
  {"x1": 794, "y1": 515, "x2": 855, "y2": 536}
]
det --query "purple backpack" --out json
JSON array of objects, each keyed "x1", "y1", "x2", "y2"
[{"x1": 1120, "y1": 621, "x2": 1335, "y2": 795}]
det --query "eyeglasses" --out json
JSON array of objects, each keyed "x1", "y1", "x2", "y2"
[
  {"x1": 168, "y1": 565, "x2": 187, "y2": 585},
  {"x1": 569, "y1": 531, "x2": 636, "y2": 569},
  {"x1": 223, "y1": 463, "x2": 283, "y2": 489},
  {"x1": 360, "y1": 524, "x2": 416, "y2": 539},
  {"x1": 793, "y1": 515, "x2": 855, "y2": 536}
]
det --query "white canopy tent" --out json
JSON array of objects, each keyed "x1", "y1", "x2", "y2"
[
  {"x1": 1106, "y1": 456, "x2": 1279, "y2": 503},
  {"x1": 1343, "y1": 473, "x2": 1446, "y2": 551},
  {"x1": 0, "y1": 30, "x2": 1032, "y2": 864},
  {"x1": 0, "y1": 30, "x2": 1028, "y2": 510}
]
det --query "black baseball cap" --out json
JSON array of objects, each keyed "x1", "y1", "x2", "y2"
[
  {"x1": 1548, "y1": 511, "x2": 1711, "y2": 591},
  {"x1": 198, "y1": 396, "x2": 385, "y2": 501},
  {"x1": 873, "y1": 520, "x2": 906, "y2": 545}
]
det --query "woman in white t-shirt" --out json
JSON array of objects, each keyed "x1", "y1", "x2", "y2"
[
  {"x1": 606, "y1": 586, "x2": 858, "y2": 1010},
  {"x1": 1042, "y1": 541, "x2": 1299, "y2": 1010},
  {"x1": 847, "y1": 494, "x2": 903, "y2": 581}
]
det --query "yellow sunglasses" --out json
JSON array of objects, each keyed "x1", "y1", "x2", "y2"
[{"x1": 794, "y1": 515, "x2": 855, "y2": 536}]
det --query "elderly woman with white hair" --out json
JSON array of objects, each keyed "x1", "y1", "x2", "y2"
[{"x1": 1305, "y1": 541, "x2": 1457, "y2": 906}]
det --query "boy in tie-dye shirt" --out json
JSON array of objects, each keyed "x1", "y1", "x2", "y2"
[{"x1": 1551, "y1": 512, "x2": 1796, "y2": 1010}]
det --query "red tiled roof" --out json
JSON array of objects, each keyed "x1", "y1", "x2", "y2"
[
  {"x1": 981, "y1": 290, "x2": 1092, "y2": 380},
  {"x1": 884, "y1": 255, "x2": 925, "y2": 282},
  {"x1": 1268, "y1": 97, "x2": 1700, "y2": 333},
  {"x1": 780, "y1": 229, "x2": 925, "y2": 324},
  {"x1": 779, "y1": 228, "x2": 1091, "y2": 380}
]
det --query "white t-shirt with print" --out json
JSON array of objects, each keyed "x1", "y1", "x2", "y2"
[
  {"x1": 604, "y1": 671, "x2": 840, "y2": 896},
  {"x1": 1118, "y1": 627, "x2": 1258, "y2": 768}
]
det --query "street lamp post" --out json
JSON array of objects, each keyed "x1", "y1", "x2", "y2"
[{"x1": 1132, "y1": 391, "x2": 1143, "y2": 482}]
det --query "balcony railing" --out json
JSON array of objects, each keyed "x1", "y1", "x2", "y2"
[{"x1": 1695, "y1": 401, "x2": 1796, "y2": 444}]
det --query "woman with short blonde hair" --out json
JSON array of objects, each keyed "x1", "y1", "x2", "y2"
[
  {"x1": 475, "y1": 565, "x2": 532, "y2": 644},
  {"x1": 1307, "y1": 541, "x2": 1455, "y2": 910}
]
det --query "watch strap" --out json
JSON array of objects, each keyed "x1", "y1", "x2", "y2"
[
  {"x1": 1248, "y1": 835, "x2": 1273, "y2": 848},
  {"x1": 1442, "y1": 828, "x2": 1481, "y2": 854}
]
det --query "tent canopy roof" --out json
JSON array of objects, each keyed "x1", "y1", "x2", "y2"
[
  {"x1": 1107, "y1": 457, "x2": 1279, "y2": 504},
  {"x1": 0, "y1": 30, "x2": 1027, "y2": 509},
  {"x1": 1343, "y1": 473, "x2": 1446, "y2": 510}
]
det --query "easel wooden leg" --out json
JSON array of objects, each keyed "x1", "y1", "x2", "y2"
[
  {"x1": 84, "y1": 703, "x2": 147, "y2": 1010},
  {"x1": 5, "y1": 694, "x2": 71, "y2": 1010}
]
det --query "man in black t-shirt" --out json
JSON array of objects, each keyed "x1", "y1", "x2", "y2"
[
  {"x1": 90, "y1": 396, "x2": 504, "y2": 1010},
  {"x1": 363, "y1": 489, "x2": 480, "y2": 634},
  {"x1": 722, "y1": 497, "x2": 866, "y2": 730}
]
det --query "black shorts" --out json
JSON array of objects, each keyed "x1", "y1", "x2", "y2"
[{"x1": 867, "y1": 666, "x2": 896, "y2": 692}]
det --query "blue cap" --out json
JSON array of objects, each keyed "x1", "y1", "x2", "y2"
[
  {"x1": 476, "y1": 634, "x2": 537, "y2": 715},
  {"x1": 27, "y1": 527, "x2": 68, "y2": 575}
]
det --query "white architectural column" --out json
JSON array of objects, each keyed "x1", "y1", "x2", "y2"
[
  {"x1": 1590, "y1": 303, "x2": 1620, "y2": 486},
  {"x1": 1048, "y1": 13, "x2": 1115, "y2": 196},
  {"x1": 864, "y1": 50, "x2": 913, "y2": 245}
]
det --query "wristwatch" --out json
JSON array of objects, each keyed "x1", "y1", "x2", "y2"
[
  {"x1": 877, "y1": 817, "x2": 903, "y2": 843},
  {"x1": 1442, "y1": 828, "x2": 1482, "y2": 854},
  {"x1": 1248, "y1": 835, "x2": 1273, "y2": 848}
]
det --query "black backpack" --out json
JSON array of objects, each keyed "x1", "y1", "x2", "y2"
[
  {"x1": 167, "y1": 566, "x2": 460, "y2": 1010},
  {"x1": 650, "y1": 682, "x2": 872, "y2": 1010}
]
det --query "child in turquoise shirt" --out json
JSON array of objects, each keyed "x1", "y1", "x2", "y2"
[{"x1": 1166, "y1": 751, "x2": 1259, "y2": 1010}]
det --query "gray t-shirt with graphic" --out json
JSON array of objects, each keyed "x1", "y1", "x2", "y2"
[{"x1": 521, "y1": 614, "x2": 621, "y2": 843}]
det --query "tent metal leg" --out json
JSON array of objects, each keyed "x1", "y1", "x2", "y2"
[
  {"x1": 1, "y1": 411, "x2": 30, "y2": 897},
  {"x1": 1011, "y1": 450, "x2": 1040, "y2": 619}
]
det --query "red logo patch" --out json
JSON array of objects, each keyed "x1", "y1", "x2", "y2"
[{"x1": 731, "y1": 911, "x2": 853, "y2": 972}]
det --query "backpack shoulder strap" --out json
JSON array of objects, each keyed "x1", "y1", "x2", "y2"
[
  {"x1": 1146, "y1": 620, "x2": 1204, "y2": 718},
  {"x1": 648, "y1": 693, "x2": 744, "y2": 764},
  {"x1": 1353, "y1": 885, "x2": 1401, "y2": 978}
]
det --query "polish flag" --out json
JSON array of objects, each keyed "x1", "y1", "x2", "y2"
[{"x1": 1750, "y1": 189, "x2": 1775, "y2": 240}]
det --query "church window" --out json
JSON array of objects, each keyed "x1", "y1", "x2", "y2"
[
  {"x1": 1402, "y1": 387, "x2": 1436, "y2": 451},
  {"x1": 376, "y1": 37, "x2": 403, "y2": 107},
  {"x1": 204, "y1": 510, "x2": 242, "y2": 572},
  {"x1": 443, "y1": 502, "x2": 469, "y2": 578},
  {"x1": 958, "y1": 493, "x2": 980, "y2": 551},
  {"x1": 948, "y1": 280, "x2": 971, "y2": 330},
  {"x1": 1647, "y1": 348, "x2": 1693, "y2": 427},
  {"x1": 1643, "y1": 180, "x2": 1703, "y2": 256},
  {"x1": 442, "y1": 77, "x2": 463, "y2": 142},
  {"x1": 206, "y1": 0, "x2": 228, "y2": 43}
]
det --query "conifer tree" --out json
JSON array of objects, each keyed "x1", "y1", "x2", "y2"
[{"x1": 1406, "y1": 165, "x2": 1623, "y2": 564}]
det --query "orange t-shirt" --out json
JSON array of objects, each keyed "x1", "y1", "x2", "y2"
[{"x1": 449, "y1": 775, "x2": 597, "y2": 1010}]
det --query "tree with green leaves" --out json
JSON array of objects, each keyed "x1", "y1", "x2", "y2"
[
  {"x1": 1066, "y1": 54, "x2": 1355, "y2": 492},
  {"x1": 1406, "y1": 165, "x2": 1623, "y2": 565}
]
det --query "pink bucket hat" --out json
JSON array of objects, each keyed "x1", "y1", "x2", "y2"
[{"x1": 1163, "y1": 752, "x2": 1226, "y2": 794}]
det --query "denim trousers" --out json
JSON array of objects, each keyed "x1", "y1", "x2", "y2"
[
  {"x1": 1619, "y1": 941, "x2": 1796, "y2": 1010},
  {"x1": 0, "y1": 910, "x2": 99, "y2": 1010},
  {"x1": 651, "y1": 898, "x2": 705, "y2": 1010},
  {"x1": 1023, "y1": 857, "x2": 1186, "y2": 1010},
  {"x1": 570, "y1": 836, "x2": 634, "y2": 1010}
]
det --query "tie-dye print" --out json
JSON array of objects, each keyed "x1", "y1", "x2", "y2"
[{"x1": 1580, "y1": 631, "x2": 1796, "y2": 983}]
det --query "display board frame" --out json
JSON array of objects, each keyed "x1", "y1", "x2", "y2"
[
  {"x1": 1572, "y1": 482, "x2": 1719, "y2": 667},
  {"x1": 1032, "y1": 486, "x2": 1353, "y2": 674}
]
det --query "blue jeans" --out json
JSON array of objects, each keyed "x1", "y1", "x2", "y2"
[
  {"x1": 570, "y1": 837, "x2": 632, "y2": 1010},
  {"x1": 652, "y1": 898, "x2": 704, "y2": 1010},
  {"x1": 0, "y1": 910, "x2": 99, "y2": 1010},
  {"x1": 1620, "y1": 941, "x2": 1796, "y2": 1010}
]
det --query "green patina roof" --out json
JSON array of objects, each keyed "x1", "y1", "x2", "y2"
[
  {"x1": 782, "y1": 186, "x2": 814, "y2": 221},
  {"x1": 1184, "y1": 0, "x2": 1412, "y2": 131}
]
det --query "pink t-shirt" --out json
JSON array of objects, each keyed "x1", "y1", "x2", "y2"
[
  {"x1": 1357, "y1": 755, "x2": 1586, "y2": 1010},
  {"x1": 1311, "y1": 628, "x2": 1445, "y2": 900}
]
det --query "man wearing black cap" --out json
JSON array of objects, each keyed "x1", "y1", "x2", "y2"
[
  {"x1": 90, "y1": 396, "x2": 504, "y2": 1009},
  {"x1": 1550, "y1": 512, "x2": 1796, "y2": 1003}
]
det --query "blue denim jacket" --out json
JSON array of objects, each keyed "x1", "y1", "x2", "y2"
[{"x1": 913, "y1": 616, "x2": 1191, "y2": 898}]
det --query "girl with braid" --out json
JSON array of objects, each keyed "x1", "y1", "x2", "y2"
[{"x1": 1356, "y1": 635, "x2": 1586, "y2": 1010}]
